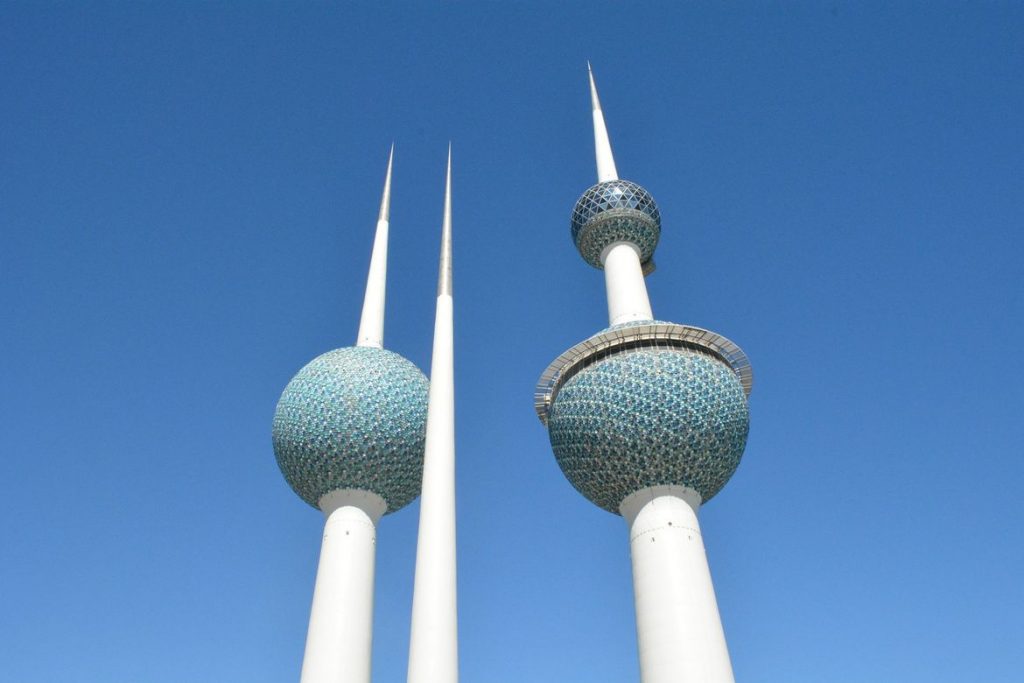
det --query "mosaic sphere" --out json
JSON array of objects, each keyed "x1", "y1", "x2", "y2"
[
  {"x1": 547, "y1": 346, "x2": 749, "y2": 513},
  {"x1": 571, "y1": 179, "x2": 661, "y2": 269},
  {"x1": 272, "y1": 346, "x2": 429, "y2": 513}
]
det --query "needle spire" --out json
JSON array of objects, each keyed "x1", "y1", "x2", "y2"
[
  {"x1": 588, "y1": 63, "x2": 619, "y2": 182},
  {"x1": 356, "y1": 145, "x2": 394, "y2": 348},
  {"x1": 408, "y1": 145, "x2": 459, "y2": 683},
  {"x1": 437, "y1": 144, "x2": 453, "y2": 297},
  {"x1": 378, "y1": 142, "x2": 394, "y2": 222}
]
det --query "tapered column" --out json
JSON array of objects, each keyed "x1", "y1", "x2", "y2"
[
  {"x1": 407, "y1": 149, "x2": 458, "y2": 683},
  {"x1": 589, "y1": 63, "x2": 619, "y2": 183},
  {"x1": 407, "y1": 293, "x2": 457, "y2": 683},
  {"x1": 602, "y1": 241, "x2": 653, "y2": 325},
  {"x1": 620, "y1": 485, "x2": 735, "y2": 683},
  {"x1": 356, "y1": 146, "x2": 394, "y2": 349},
  {"x1": 300, "y1": 489, "x2": 387, "y2": 683}
]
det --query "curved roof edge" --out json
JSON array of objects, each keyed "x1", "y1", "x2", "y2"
[{"x1": 534, "y1": 321, "x2": 753, "y2": 425}]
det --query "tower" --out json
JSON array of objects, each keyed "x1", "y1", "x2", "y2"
[
  {"x1": 272, "y1": 148, "x2": 429, "y2": 683},
  {"x1": 407, "y1": 147, "x2": 459, "y2": 683},
  {"x1": 534, "y1": 66, "x2": 754, "y2": 683}
]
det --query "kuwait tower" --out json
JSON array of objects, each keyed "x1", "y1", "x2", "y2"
[
  {"x1": 534, "y1": 66, "x2": 754, "y2": 683},
  {"x1": 272, "y1": 148, "x2": 429, "y2": 683}
]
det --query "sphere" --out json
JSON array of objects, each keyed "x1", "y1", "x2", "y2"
[
  {"x1": 272, "y1": 346, "x2": 429, "y2": 512},
  {"x1": 547, "y1": 345, "x2": 749, "y2": 513},
  {"x1": 571, "y1": 179, "x2": 661, "y2": 269}
]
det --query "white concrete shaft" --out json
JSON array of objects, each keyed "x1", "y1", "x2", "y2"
[
  {"x1": 300, "y1": 489, "x2": 387, "y2": 683},
  {"x1": 356, "y1": 217, "x2": 388, "y2": 348},
  {"x1": 592, "y1": 109, "x2": 618, "y2": 182},
  {"x1": 356, "y1": 147, "x2": 393, "y2": 349},
  {"x1": 621, "y1": 485, "x2": 735, "y2": 683},
  {"x1": 602, "y1": 242, "x2": 654, "y2": 325},
  {"x1": 407, "y1": 293, "x2": 458, "y2": 683}
]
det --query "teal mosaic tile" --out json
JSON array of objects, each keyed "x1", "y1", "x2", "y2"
[
  {"x1": 571, "y1": 179, "x2": 660, "y2": 269},
  {"x1": 547, "y1": 346, "x2": 749, "y2": 513},
  {"x1": 272, "y1": 346, "x2": 429, "y2": 513}
]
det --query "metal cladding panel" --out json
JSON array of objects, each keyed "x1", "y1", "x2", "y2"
[
  {"x1": 535, "y1": 320, "x2": 753, "y2": 424},
  {"x1": 547, "y1": 345, "x2": 750, "y2": 512},
  {"x1": 272, "y1": 346, "x2": 429, "y2": 512}
]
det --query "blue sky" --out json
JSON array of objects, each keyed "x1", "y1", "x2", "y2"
[{"x1": 2, "y1": 3, "x2": 1022, "y2": 682}]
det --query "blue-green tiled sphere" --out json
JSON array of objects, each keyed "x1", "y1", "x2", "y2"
[
  {"x1": 272, "y1": 346, "x2": 429, "y2": 513},
  {"x1": 547, "y1": 346, "x2": 749, "y2": 513},
  {"x1": 571, "y1": 179, "x2": 661, "y2": 269}
]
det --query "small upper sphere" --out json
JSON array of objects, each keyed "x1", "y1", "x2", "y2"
[
  {"x1": 272, "y1": 346, "x2": 429, "y2": 513},
  {"x1": 571, "y1": 179, "x2": 661, "y2": 269},
  {"x1": 547, "y1": 344, "x2": 749, "y2": 514}
]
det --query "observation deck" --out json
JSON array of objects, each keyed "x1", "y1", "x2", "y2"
[{"x1": 535, "y1": 320, "x2": 753, "y2": 426}]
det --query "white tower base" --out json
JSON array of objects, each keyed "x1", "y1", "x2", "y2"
[
  {"x1": 620, "y1": 485, "x2": 735, "y2": 683},
  {"x1": 300, "y1": 489, "x2": 387, "y2": 683},
  {"x1": 601, "y1": 241, "x2": 653, "y2": 326}
]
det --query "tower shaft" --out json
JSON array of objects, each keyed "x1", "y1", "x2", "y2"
[
  {"x1": 407, "y1": 149, "x2": 458, "y2": 683},
  {"x1": 300, "y1": 489, "x2": 387, "y2": 683},
  {"x1": 602, "y1": 241, "x2": 653, "y2": 325},
  {"x1": 621, "y1": 486, "x2": 734, "y2": 683},
  {"x1": 355, "y1": 216, "x2": 388, "y2": 348},
  {"x1": 356, "y1": 146, "x2": 394, "y2": 348}
]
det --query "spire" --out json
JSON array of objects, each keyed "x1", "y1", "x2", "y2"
[
  {"x1": 588, "y1": 62, "x2": 619, "y2": 182},
  {"x1": 437, "y1": 144, "x2": 453, "y2": 296},
  {"x1": 378, "y1": 142, "x2": 394, "y2": 222},
  {"x1": 407, "y1": 146, "x2": 459, "y2": 683},
  {"x1": 356, "y1": 145, "x2": 393, "y2": 348}
]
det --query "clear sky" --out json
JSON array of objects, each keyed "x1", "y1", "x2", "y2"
[{"x1": 2, "y1": 3, "x2": 1022, "y2": 682}]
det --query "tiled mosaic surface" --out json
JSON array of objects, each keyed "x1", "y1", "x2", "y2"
[
  {"x1": 547, "y1": 346, "x2": 749, "y2": 513},
  {"x1": 571, "y1": 180, "x2": 661, "y2": 269},
  {"x1": 272, "y1": 346, "x2": 429, "y2": 513}
]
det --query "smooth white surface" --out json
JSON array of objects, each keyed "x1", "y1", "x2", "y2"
[
  {"x1": 436, "y1": 147, "x2": 453, "y2": 297},
  {"x1": 407, "y1": 294, "x2": 458, "y2": 683},
  {"x1": 299, "y1": 489, "x2": 387, "y2": 683},
  {"x1": 407, "y1": 157, "x2": 458, "y2": 683},
  {"x1": 356, "y1": 147, "x2": 393, "y2": 349},
  {"x1": 588, "y1": 64, "x2": 619, "y2": 183},
  {"x1": 621, "y1": 485, "x2": 735, "y2": 683},
  {"x1": 602, "y1": 242, "x2": 654, "y2": 325}
]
